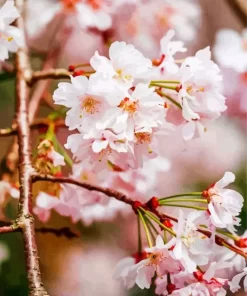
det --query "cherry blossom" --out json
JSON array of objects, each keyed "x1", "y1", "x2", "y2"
[
  {"x1": 89, "y1": 41, "x2": 152, "y2": 98},
  {"x1": 178, "y1": 47, "x2": 227, "y2": 140},
  {"x1": 169, "y1": 211, "x2": 213, "y2": 273},
  {"x1": 0, "y1": 0, "x2": 23, "y2": 61},
  {"x1": 114, "y1": 235, "x2": 183, "y2": 290},
  {"x1": 214, "y1": 29, "x2": 247, "y2": 73},
  {"x1": 203, "y1": 172, "x2": 244, "y2": 233},
  {"x1": 230, "y1": 267, "x2": 247, "y2": 293},
  {"x1": 53, "y1": 76, "x2": 107, "y2": 130}
]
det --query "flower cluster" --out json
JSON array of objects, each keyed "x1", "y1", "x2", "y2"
[
  {"x1": 113, "y1": 172, "x2": 246, "y2": 295},
  {"x1": 53, "y1": 30, "x2": 227, "y2": 171}
]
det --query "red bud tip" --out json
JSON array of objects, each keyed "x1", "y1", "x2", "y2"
[
  {"x1": 167, "y1": 283, "x2": 176, "y2": 294},
  {"x1": 147, "y1": 196, "x2": 160, "y2": 210},
  {"x1": 68, "y1": 65, "x2": 75, "y2": 72},
  {"x1": 175, "y1": 84, "x2": 182, "y2": 92},
  {"x1": 235, "y1": 238, "x2": 247, "y2": 248},
  {"x1": 54, "y1": 171, "x2": 63, "y2": 177},
  {"x1": 73, "y1": 70, "x2": 85, "y2": 77},
  {"x1": 130, "y1": 86, "x2": 136, "y2": 91},
  {"x1": 163, "y1": 219, "x2": 173, "y2": 228},
  {"x1": 164, "y1": 102, "x2": 169, "y2": 108},
  {"x1": 152, "y1": 54, "x2": 165, "y2": 67},
  {"x1": 193, "y1": 270, "x2": 204, "y2": 282},
  {"x1": 132, "y1": 201, "x2": 142, "y2": 212},
  {"x1": 132, "y1": 252, "x2": 147, "y2": 263}
]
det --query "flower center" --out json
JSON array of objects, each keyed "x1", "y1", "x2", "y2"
[
  {"x1": 114, "y1": 69, "x2": 132, "y2": 83},
  {"x1": 0, "y1": 32, "x2": 13, "y2": 42},
  {"x1": 118, "y1": 97, "x2": 138, "y2": 113},
  {"x1": 186, "y1": 84, "x2": 205, "y2": 95},
  {"x1": 147, "y1": 251, "x2": 165, "y2": 266},
  {"x1": 135, "y1": 132, "x2": 152, "y2": 145},
  {"x1": 82, "y1": 96, "x2": 100, "y2": 114}
]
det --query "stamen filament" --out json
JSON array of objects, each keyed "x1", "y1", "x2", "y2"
[
  {"x1": 160, "y1": 198, "x2": 208, "y2": 204},
  {"x1": 159, "y1": 193, "x2": 202, "y2": 201},
  {"x1": 138, "y1": 210, "x2": 153, "y2": 247},
  {"x1": 140, "y1": 208, "x2": 176, "y2": 237},
  {"x1": 162, "y1": 204, "x2": 207, "y2": 211}
]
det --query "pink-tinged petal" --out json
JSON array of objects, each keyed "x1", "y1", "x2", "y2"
[
  {"x1": 244, "y1": 272, "x2": 247, "y2": 291},
  {"x1": 156, "y1": 235, "x2": 165, "y2": 249},
  {"x1": 136, "y1": 265, "x2": 155, "y2": 289},
  {"x1": 33, "y1": 207, "x2": 51, "y2": 223},
  {"x1": 182, "y1": 121, "x2": 195, "y2": 141},
  {"x1": 215, "y1": 171, "x2": 235, "y2": 189},
  {"x1": 92, "y1": 140, "x2": 108, "y2": 153},
  {"x1": 230, "y1": 270, "x2": 247, "y2": 293},
  {"x1": 48, "y1": 150, "x2": 65, "y2": 167},
  {"x1": 208, "y1": 202, "x2": 226, "y2": 228},
  {"x1": 113, "y1": 257, "x2": 135, "y2": 280}
]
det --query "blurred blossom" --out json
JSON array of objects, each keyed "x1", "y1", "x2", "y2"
[{"x1": 47, "y1": 242, "x2": 127, "y2": 296}]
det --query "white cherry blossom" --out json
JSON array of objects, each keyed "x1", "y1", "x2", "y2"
[
  {"x1": 0, "y1": 0, "x2": 23, "y2": 61},
  {"x1": 170, "y1": 211, "x2": 213, "y2": 273},
  {"x1": 205, "y1": 172, "x2": 244, "y2": 233},
  {"x1": 214, "y1": 29, "x2": 247, "y2": 73},
  {"x1": 178, "y1": 47, "x2": 227, "y2": 140},
  {"x1": 90, "y1": 41, "x2": 152, "y2": 98},
  {"x1": 53, "y1": 76, "x2": 107, "y2": 130}
]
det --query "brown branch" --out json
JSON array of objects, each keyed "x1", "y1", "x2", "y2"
[
  {"x1": 36, "y1": 227, "x2": 80, "y2": 239},
  {"x1": 0, "y1": 220, "x2": 79, "y2": 238},
  {"x1": 27, "y1": 68, "x2": 71, "y2": 85},
  {"x1": 226, "y1": 0, "x2": 247, "y2": 26},
  {"x1": 0, "y1": 221, "x2": 78, "y2": 239},
  {"x1": 32, "y1": 174, "x2": 135, "y2": 208},
  {"x1": 14, "y1": 0, "x2": 49, "y2": 295},
  {"x1": 0, "y1": 119, "x2": 65, "y2": 137}
]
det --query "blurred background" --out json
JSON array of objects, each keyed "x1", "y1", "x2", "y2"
[{"x1": 0, "y1": 0, "x2": 246, "y2": 295}]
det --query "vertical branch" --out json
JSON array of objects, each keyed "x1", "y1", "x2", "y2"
[{"x1": 15, "y1": 0, "x2": 49, "y2": 295}]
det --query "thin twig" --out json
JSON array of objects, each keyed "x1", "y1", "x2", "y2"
[
  {"x1": 32, "y1": 174, "x2": 135, "y2": 207},
  {"x1": 0, "y1": 221, "x2": 79, "y2": 238},
  {"x1": 0, "y1": 119, "x2": 65, "y2": 137},
  {"x1": 27, "y1": 68, "x2": 71, "y2": 85}
]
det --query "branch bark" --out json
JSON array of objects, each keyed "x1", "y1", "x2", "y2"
[
  {"x1": 14, "y1": 0, "x2": 49, "y2": 295},
  {"x1": 32, "y1": 174, "x2": 135, "y2": 207},
  {"x1": 0, "y1": 119, "x2": 65, "y2": 137}
]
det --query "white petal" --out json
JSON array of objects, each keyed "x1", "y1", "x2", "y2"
[{"x1": 215, "y1": 172, "x2": 235, "y2": 189}]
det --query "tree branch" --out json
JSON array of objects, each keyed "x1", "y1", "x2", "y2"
[
  {"x1": 14, "y1": 0, "x2": 49, "y2": 295},
  {"x1": 32, "y1": 174, "x2": 135, "y2": 208},
  {"x1": 0, "y1": 119, "x2": 65, "y2": 137},
  {"x1": 27, "y1": 68, "x2": 71, "y2": 85},
  {"x1": 0, "y1": 220, "x2": 79, "y2": 238}
]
